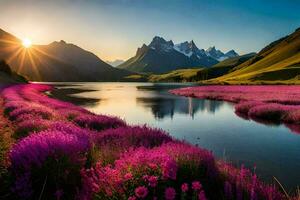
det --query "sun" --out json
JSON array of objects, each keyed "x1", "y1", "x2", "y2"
[{"x1": 22, "y1": 38, "x2": 32, "y2": 48}]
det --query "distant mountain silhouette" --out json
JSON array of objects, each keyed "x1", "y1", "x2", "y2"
[
  {"x1": 118, "y1": 36, "x2": 223, "y2": 73},
  {"x1": 205, "y1": 47, "x2": 238, "y2": 61},
  {"x1": 106, "y1": 59, "x2": 124, "y2": 67},
  {"x1": 0, "y1": 28, "x2": 133, "y2": 81}
]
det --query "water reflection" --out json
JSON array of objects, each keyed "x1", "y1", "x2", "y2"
[
  {"x1": 136, "y1": 97, "x2": 224, "y2": 119},
  {"x1": 52, "y1": 83, "x2": 225, "y2": 120}
]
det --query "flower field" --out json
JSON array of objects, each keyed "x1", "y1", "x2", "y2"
[
  {"x1": 0, "y1": 84, "x2": 297, "y2": 199},
  {"x1": 170, "y1": 86, "x2": 300, "y2": 134}
]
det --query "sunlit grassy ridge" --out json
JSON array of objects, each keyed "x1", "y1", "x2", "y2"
[
  {"x1": 206, "y1": 28, "x2": 300, "y2": 84},
  {"x1": 149, "y1": 68, "x2": 202, "y2": 82},
  {"x1": 0, "y1": 84, "x2": 293, "y2": 199}
]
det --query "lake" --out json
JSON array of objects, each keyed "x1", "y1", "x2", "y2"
[{"x1": 49, "y1": 82, "x2": 300, "y2": 190}]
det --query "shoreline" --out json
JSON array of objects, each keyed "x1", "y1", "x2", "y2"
[
  {"x1": 0, "y1": 83, "x2": 297, "y2": 199},
  {"x1": 170, "y1": 85, "x2": 300, "y2": 134}
]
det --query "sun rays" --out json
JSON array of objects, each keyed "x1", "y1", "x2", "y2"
[{"x1": 0, "y1": 37, "x2": 58, "y2": 81}]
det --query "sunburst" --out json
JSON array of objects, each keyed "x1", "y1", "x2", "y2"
[{"x1": 22, "y1": 38, "x2": 32, "y2": 48}]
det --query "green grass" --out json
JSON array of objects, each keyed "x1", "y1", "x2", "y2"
[
  {"x1": 147, "y1": 53, "x2": 256, "y2": 83},
  {"x1": 148, "y1": 68, "x2": 203, "y2": 82},
  {"x1": 209, "y1": 28, "x2": 300, "y2": 84}
]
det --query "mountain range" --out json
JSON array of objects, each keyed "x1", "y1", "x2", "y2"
[
  {"x1": 0, "y1": 28, "x2": 133, "y2": 81},
  {"x1": 118, "y1": 36, "x2": 239, "y2": 73},
  {"x1": 146, "y1": 27, "x2": 300, "y2": 84},
  {"x1": 0, "y1": 26, "x2": 299, "y2": 84},
  {"x1": 106, "y1": 59, "x2": 124, "y2": 67}
]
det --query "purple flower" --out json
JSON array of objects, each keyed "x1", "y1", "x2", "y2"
[
  {"x1": 192, "y1": 181, "x2": 202, "y2": 191},
  {"x1": 164, "y1": 187, "x2": 176, "y2": 200},
  {"x1": 74, "y1": 114, "x2": 126, "y2": 131},
  {"x1": 148, "y1": 176, "x2": 158, "y2": 187},
  {"x1": 198, "y1": 190, "x2": 207, "y2": 200},
  {"x1": 181, "y1": 183, "x2": 189, "y2": 192},
  {"x1": 135, "y1": 186, "x2": 148, "y2": 198}
]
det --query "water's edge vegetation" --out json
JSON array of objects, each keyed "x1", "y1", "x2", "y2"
[
  {"x1": 170, "y1": 86, "x2": 300, "y2": 134},
  {"x1": 0, "y1": 84, "x2": 298, "y2": 199}
]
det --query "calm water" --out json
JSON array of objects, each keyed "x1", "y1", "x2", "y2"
[{"x1": 49, "y1": 82, "x2": 300, "y2": 190}]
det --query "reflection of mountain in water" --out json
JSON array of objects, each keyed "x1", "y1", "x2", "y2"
[{"x1": 136, "y1": 96, "x2": 225, "y2": 119}]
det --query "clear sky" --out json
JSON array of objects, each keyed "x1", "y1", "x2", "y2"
[{"x1": 0, "y1": 0, "x2": 299, "y2": 61}]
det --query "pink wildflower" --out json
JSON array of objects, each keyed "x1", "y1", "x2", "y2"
[
  {"x1": 181, "y1": 183, "x2": 189, "y2": 192},
  {"x1": 148, "y1": 176, "x2": 158, "y2": 187},
  {"x1": 198, "y1": 190, "x2": 207, "y2": 200},
  {"x1": 124, "y1": 172, "x2": 133, "y2": 181},
  {"x1": 135, "y1": 186, "x2": 148, "y2": 198},
  {"x1": 128, "y1": 196, "x2": 137, "y2": 200},
  {"x1": 192, "y1": 181, "x2": 202, "y2": 191}
]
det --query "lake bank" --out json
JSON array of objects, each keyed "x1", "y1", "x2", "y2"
[
  {"x1": 0, "y1": 83, "x2": 296, "y2": 199},
  {"x1": 49, "y1": 82, "x2": 300, "y2": 191}
]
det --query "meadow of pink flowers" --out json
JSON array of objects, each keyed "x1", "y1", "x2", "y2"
[
  {"x1": 0, "y1": 84, "x2": 294, "y2": 199},
  {"x1": 170, "y1": 86, "x2": 300, "y2": 134}
]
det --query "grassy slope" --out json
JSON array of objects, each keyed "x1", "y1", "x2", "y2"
[
  {"x1": 149, "y1": 68, "x2": 202, "y2": 82},
  {"x1": 206, "y1": 28, "x2": 300, "y2": 84},
  {"x1": 148, "y1": 53, "x2": 256, "y2": 82}
]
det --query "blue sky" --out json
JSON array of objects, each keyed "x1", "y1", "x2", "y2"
[{"x1": 0, "y1": 0, "x2": 299, "y2": 60}]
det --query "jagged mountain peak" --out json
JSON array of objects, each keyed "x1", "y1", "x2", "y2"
[
  {"x1": 206, "y1": 46, "x2": 225, "y2": 61},
  {"x1": 150, "y1": 36, "x2": 174, "y2": 46},
  {"x1": 188, "y1": 40, "x2": 199, "y2": 51},
  {"x1": 136, "y1": 44, "x2": 148, "y2": 55},
  {"x1": 225, "y1": 50, "x2": 239, "y2": 57},
  {"x1": 173, "y1": 40, "x2": 202, "y2": 57},
  {"x1": 206, "y1": 46, "x2": 216, "y2": 51},
  {"x1": 149, "y1": 36, "x2": 174, "y2": 52}
]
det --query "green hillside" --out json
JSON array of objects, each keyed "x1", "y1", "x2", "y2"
[
  {"x1": 206, "y1": 28, "x2": 300, "y2": 84},
  {"x1": 149, "y1": 68, "x2": 203, "y2": 82},
  {"x1": 148, "y1": 53, "x2": 256, "y2": 82}
]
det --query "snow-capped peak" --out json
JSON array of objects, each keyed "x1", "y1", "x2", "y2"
[
  {"x1": 149, "y1": 36, "x2": 174, "y2": 52},
  {"x1": 173, "y1": 40, "x2": 205, "y2": 57},
  {"x1": 206, "y1": 47, "x2": 239, "y2": 61},
  {"x1": 205, "y1": 46, "x2": 225, "y2": 60},
  {"x1": 145, "y1": 36, "x2": 239, "y2": 62}
]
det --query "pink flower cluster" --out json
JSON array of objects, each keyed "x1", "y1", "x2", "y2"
[
  {"x1": 1, "y1": 84, "x2": 126, "y2": 198},
  {"x1": 171, "y1": 85, "x2": 300, "y2": 133},
  {"x1": 81, "y1": 143, "x2": 211, "y2": 199},
  {"x1": 0, "y1": 84, "x2": 290, "y2": 199}
]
